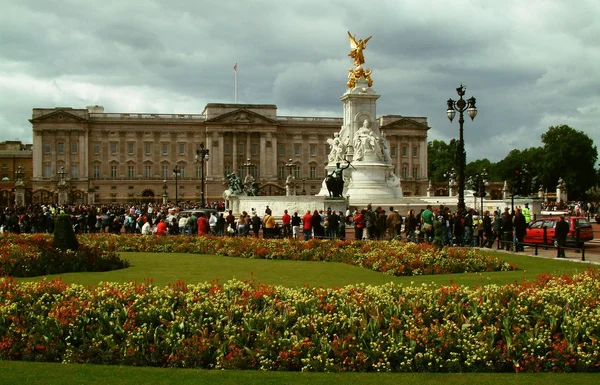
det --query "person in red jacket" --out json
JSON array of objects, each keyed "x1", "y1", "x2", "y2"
[
  {"x1": 281, "y1": 209, "x2": 291, "y2": 238},
  {"x1": 197, "y1": 212, "x2": 210, "y2": 235},
  {"x1": 156, "y1": 219, "x2": 168, "y2": 236},
  {"x1": 302, "y1": 210, "x2": 312, "y2": 241},
  {"x1": 354, "y1": 210, "x2": 365, "y2": 240}
]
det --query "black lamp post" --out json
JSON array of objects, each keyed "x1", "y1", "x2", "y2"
[
  {"x1": 172, "y1": 165, "x2": 181, "y2": 207},
  {"x1": 15, "y1": 165, "x2": 24, "y2": 182},
  {"x1": 446, "y1": 84, "x2": 478, "y2": 213},
  {"x1": 285, "y1": 158, "x2": 294, "y2": 177},
  {"x1": 444, "y1": 167, "x2": 456, "y2": 196},
  {"x1": 511, "y1": 164, "x2": 527, "y2": 214},
  {"x1": 58, "y1": 166, "x2": 66, "y2": 184},
  {"x1": 195, "y1": 143, "x2": 210, "y2": 207},
  {"x1": 242, "y1": 158, "x2": 253, "y2": 179},
  {"x1": 476, "y1": 169, "x2": 488, "y2": 213}
]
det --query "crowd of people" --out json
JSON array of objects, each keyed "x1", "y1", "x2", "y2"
[{"x1": 0, "y1": 200, "x2": 588, "y2": 252}]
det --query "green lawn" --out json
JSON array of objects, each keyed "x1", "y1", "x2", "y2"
[
  {"x1": 17, "y1": 250, "x2": 598, "y2": 288},
  {"x1": 1, "y1": 361, "x2": 598, "y2": 385},
  {"x1": 5, "y1": 249, "x2": 600, "y2": 384}
]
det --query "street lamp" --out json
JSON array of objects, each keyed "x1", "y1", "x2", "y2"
[
  {"x1": 172, "y1": 165, "x2": 181, "y2": 207},
  {"x1": 58, "y1": 166, "x2": 66, "y2": 183},
  {"x1": 475, "y1": 169, "x2": 488, "y2": 213},
  {"x1": 446, "y1": 84, "x2": 478, "y2": 213},
  {"x1": 242, "y1": 158, "x2": 253, "y2": 179},
  {"x1": 285, "y1": 158, "x2": 294, "y2": 176},
  {"x1": 14, "y1": 165, "x2": 24, "y2": 182},
  {"x1": 444, "y1": 167, "x2": 456, "y2": 196},
  {"x1": 195, "y1": 143, "x2": 210, "y2": 207},
  {"x1": 511, "y1": 164, "x2": 527, "y2": 213}
]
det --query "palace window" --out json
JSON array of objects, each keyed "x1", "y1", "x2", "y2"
[
  {"x1": 110, "y1": 165, "x2": 117, "y2": 179},
  {"x1": 128, "y1": 142, "x2": 135, "y2": 154},
  {"x1": 278, "y1": 143, "x2": 285, "y2": 157},
  {"x1": 145, "y1": 143, "x2": 152, "y2": 155},
  {"x1": 93, "y1": 166, "x2": 100, "y2": 179},
  {"x1": 252, "y1": 143, "x2": 259, "y2": 156},
  {"x1": 178, "y1": 166, "x2": 186, "y2": 178},
  {"x1": 93, "y1": 143, "x2": 100, "y2": 154},
  {"x1": 294, "y1": 145, "x2": 301, "y2": 157},
  {"x1": 224, "y1": 143, "x2": 231, "y2": 155},
  {"x1": 145, "y1": 165, "x2": 152, "y2": 178},
  {"x1": 310, "y1": 144, "x2": 316, "y2": 157},
  {"x1": 402, "y1": 146, "x2": 407, "y2": 157},
  {"x1": 401, "y1": 165, "x2": 408, "y2": 179},
  {"x1": 161, "y1": 143, "x2": 168, "y2": 155},
  {"x1": 57, "y1": 143, "x2": 64, "y2": 154},
  {"x1": 391, "y1": 146, "x2": 397, "y2": 157},
  {"x1": 162, "y1": 166, "x2": 168, "y2": 179},
  {"x1": 110, "y1": 142, "x2": 118, "y2": 154},
  {"x1": 71, "y1": 143, "x2": 78, "y2": 154},
  {"x1": 43, "y1": 165, "x2": 51, "y2": 177},
  {"x1": 178, "y1": 143, "x2": 185, "y2": 155},
  {"x1": 196, "y1": 166, "x2": 202, "y2": 179},
  {"x1": 278, "y1": 166, "x2": 286, "y2": 180},
  {"x1": 412, "y1": 146, "x2": 418, "y2": 157},
  {"x1": 310, "y1": 166, "x2": 316, "y2": 179},
  {"x1": 294, "y1": 166, "x2": 301, "y2": 179},
  {"x1": 128, "y1": 166, "x2": 135, "y2": 179},
  {"x1": 224, "y1": 165, "x2": 231, "y2": 176},
  {"x1": 238, "y1": 143, "x2": 245, "y2": 154},
  {"x1": 412, "y1": 166, "x2": 419, "y2": 178},
  {"x1": 44, "y1": 143, "x2": 51, "y2": 154},
  {"x1": 71, "y1": 165, "x2": 78, "y2": 178}
]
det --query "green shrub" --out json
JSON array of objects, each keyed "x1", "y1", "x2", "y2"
[{"x1": 52, "y1": 214, "x2": 79, "y2": 251}]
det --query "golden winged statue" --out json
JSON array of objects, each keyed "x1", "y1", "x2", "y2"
[{"x1": 347, "y1": 31, "x2": 372, "y2": 67}]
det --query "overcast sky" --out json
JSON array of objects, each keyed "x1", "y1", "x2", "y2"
[{"x1": 1, "y1": 0, "x2": 598, "y2": 162}]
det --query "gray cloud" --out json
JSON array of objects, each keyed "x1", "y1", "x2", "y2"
[{"x1": 1, "y1": 0, "x2": 598, "y2": 164}]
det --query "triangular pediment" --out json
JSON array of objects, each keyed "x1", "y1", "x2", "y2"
[
  {"x1": 29, "y1": 109, "x2": 88, "y2": 123},
  {"x1": 381, "y1": 117, "x2": 429, "y2": 131},
  {"x1": 205, "y1": 108, "x2": 277, "y2": 125}
]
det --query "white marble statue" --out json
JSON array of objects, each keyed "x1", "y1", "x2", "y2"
[
  {"x1": 327, "y1": 132, "x2": 346, "y2": 163},
  {"x1": 353, "y1": 119, "x2": 382, "y2": 162}
]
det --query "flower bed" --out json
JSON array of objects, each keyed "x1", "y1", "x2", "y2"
[
  {"x1": 1, "y1": 270, "x2": 599, "y2": 372},
  {"x1": 0, "y1": 234, "x2": 129, "y2": 277},
  {"x1": 79, "y1": 234, "x2": 516, "y2": 276}
]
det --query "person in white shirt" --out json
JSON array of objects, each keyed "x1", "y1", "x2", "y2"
[
  {"x1": 141, "y1": 220, "x2": 152, "y2": 235},
  {"x1": 209, "y1": 212, "x2": 218, "y2": 235},
  {"x1": 178, "y1": 214, "x2": 188, "y2": 235}
]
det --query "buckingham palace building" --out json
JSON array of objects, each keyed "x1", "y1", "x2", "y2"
[{"x1": 29, "y1": 103, "x2": 429, "y2": 205}]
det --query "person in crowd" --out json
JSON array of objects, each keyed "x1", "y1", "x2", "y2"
[
  {"x1": 311, "y1": 209, "x2": 323, "y2": 239},
  {"x1": 386, "y1": 206, "x2": 401, "y2": 240},
  {"x1": 327, "y1": 209, "x2": 340, "y2": 240},
  {"x1": 282, "y1": 210, "x2": 291, "y2": 238},
  {"x1": 302, "y1": 210, "x2": 313, "y2": 241},
  {"x1": 208, "y1": 212, "x2": 218, "y2": 235},
  {"x1": 338, "y1": 211, "x2": 346, "y2": 240},
  {"x1": 291, "y1": 211, "x2": 301, "y2": 239},
  {"x1": 375, "y1": 207, "x2": 387, "y2": 240},
  {"x1": 354, "y1": 209, "x2": 365, "y2": 240},
  {"x1": 555, "y1": 214, "x2": 569, "y2": 258},
  {"x1": 263, "y1": 210, "x2": 276, "y2": 238},
  {"x1": 251, "y1": 211, "x2": 261, "y2": 237},
  {"x1": 405, "y1": 209, "x2": 417, "y2": 243},
  {"x1": 156, "y1": 218, "x2": 168, "y2": 236},
  {"x1": 513, "y1": 207, "x2": 527, "y2": 252},
  {"x1": 141, "y1": 217, "x2": 152, "y2": 235},
  {"x1": 421, "y1": 205, "x2": 434, "y2": 243},
  {"x1": 453, "y1": 210, "x2": 464, "y2": 246},
  {"x1": 197, "y1": 212, "x2": 210, "y2": 235},
  {"x1": 364, "y1": 204, "x2": 377, "y2": 239},
  {"x1": 501, "y1": 208, "x2": 514, "y2": 251}
]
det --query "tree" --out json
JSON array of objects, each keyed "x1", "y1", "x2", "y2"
[
  {"x1": 540, "y1": 125, "x2": 598, "y2": 199},
  {"x1": 427, "y1": 139, "x2": 458, "y2": 182}
]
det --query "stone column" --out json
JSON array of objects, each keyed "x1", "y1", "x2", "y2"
[{"x1": 502, "y1": 181, "x2": 510, "y2": 200}]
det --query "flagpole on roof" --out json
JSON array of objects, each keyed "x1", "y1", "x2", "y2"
[{"x1": 234, "y1": 63, "x2": 238, "y2": 104}]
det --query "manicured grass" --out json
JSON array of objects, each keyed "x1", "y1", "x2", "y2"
[
  {"x1": 1, "y1": 361, "x2": 599, "y2": 385},
  {"x1": 17, "y1": 250, "x2": 598, "y2": 288}
]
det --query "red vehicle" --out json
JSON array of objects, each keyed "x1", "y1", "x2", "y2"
[{"x1": 524, "y1": 216, "x2": 594, "y2": 247}]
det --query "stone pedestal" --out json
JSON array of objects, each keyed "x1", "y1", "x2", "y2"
[
  {"x1": 318, "y1": 78, "x2": 402, "y2": 201},
  {"x1": 324, "y1": 197, "x2": 348, "y2": 215},
  {"x1": 14, "y1": 182, "x2": 25, "y2": 207},
  {"x1": 57, "y1": 187, "x2": 69, "y2": 206}
]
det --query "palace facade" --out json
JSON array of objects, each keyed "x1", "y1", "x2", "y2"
[{"x1": 29, "y1": 104, "x2": 429, "y2": 205}]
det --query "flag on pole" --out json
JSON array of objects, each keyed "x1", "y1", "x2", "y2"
[{"x1": 233, "y1": 63, "x2": 237, "y2": 71}]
